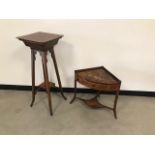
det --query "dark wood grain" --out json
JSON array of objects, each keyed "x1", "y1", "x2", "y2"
[
  {"x1": 17, "y1": 32, "x2": 63, "y2": 44},
  {"x1": 17, "y1": 32, "x2": 66, "y2": 116},
  {"x1": 70, "y1": 66, "x2": 121, "y2": 119},
  {"x1": 17, "y1": 32, "x2": 63, "y2": 51}
]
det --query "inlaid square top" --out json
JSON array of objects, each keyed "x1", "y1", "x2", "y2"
[{"x1": 17, "y1": 32, "x2": 63, "y2": 51}]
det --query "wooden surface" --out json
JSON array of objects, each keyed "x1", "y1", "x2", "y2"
[
  {"x1": 76, "y1": 66, "x2": 121, "y2": 91},
  {"x1": 71, "y1": 66, "x2": 121, "y2": 119},
  {"x1": 17, "y1": 32, "x2": 63, "y2": 51},
  {"x1": 17, "y1": 32, "x2": 63, "y2": 44},
  {"x1": 17, "y1": 32, "x2": 66, "y2": 116},
  {"x1": 76, "y1": 66, "x2": 120, "y2": 84}
]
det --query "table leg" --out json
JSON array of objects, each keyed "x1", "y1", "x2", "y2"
[
  {"x1": 41, "y1": 52, "x2": 53, "y2": 116},
  {"x1": 70, "y1": 77, "x2": 77, "y2": 104},
  {"x1": 30, "y1": 49, "x2": 36, "y2": 107},
  {"x1": 50, "y1": 49, "x2": 67, "y2": 100},
  {"x1": 113, "y1": 89, "x2": 120, "y2": 119}
]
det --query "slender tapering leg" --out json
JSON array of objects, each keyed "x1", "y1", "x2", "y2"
[
  {"x1": 30, "y1": 49, "x2": 36, "y2": 107},
  {"x1": 113, "y1": 89, "x2": 120, "y2": 119},
  {"x1": 41, "y1": 52, "x2": 53, "y2": 116},
  {"x1": 50, "y1": 48, "x2": 67, "y2": 100},
  {"x1": 70, "y1": 76, "x2": 77, "y2": 104}
]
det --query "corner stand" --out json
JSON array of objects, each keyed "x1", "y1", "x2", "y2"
[{"x1": 70, "y1": 66, "x2": 121, "y2": 119}]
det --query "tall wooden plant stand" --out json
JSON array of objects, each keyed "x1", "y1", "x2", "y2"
[{"x1": 17, "y1": 32, "x2": 67, "y2": 116}]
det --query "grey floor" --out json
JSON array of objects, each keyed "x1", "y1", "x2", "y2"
[{"x1": 0, "y1": 90, "x2": 155, "y2": 135}]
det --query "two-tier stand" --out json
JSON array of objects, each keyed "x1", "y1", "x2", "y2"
[{"x1": 17, "y1": 32, "x2": 67, "y2": 116}]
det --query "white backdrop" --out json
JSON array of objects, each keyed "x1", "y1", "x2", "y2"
[{"x1": 0, "y1": 19, "x2": 155, "y2": 91}]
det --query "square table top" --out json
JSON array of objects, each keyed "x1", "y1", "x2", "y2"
[
  {"x1": 17, "y1": 32, "x2": 63, "y2": 44},
  {"x1": 17, "y1": 32, "x2": 63, "y2": 51}
]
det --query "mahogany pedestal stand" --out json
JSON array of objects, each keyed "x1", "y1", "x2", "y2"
[{"x1": 17, "y1": 32, "x2": 67, "y2": 116}]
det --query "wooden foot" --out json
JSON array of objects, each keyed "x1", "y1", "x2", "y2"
[
  {"x1": 113, "y1": 109, "x2": 117, "y2": 119},
  {"x1": 30, "y1": 99, "x2": 35, "y2": 107}
]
